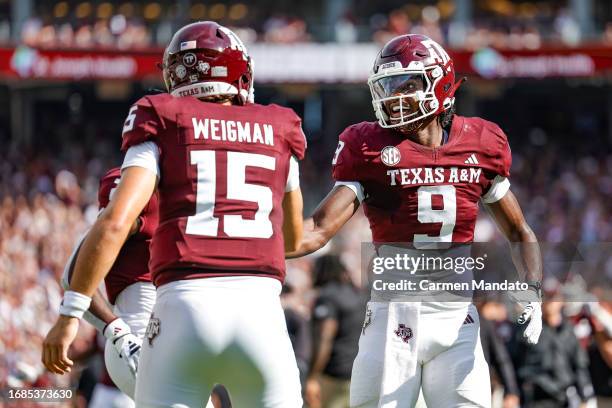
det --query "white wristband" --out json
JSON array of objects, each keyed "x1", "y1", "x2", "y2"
[{"x1": 59, "y1": 290, "x2": 92, "y2": 319}]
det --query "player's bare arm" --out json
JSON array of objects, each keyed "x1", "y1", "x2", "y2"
[
  {"x1": 64, "y1": 217, "x2": 141, "y2": 329},
  {"x1": 485, "y1": 190, "x2": 542, "y2": 284},
  {"x1": 283, "y1": 187, "x2": 304, "y2": 252},
  {"x1": 485, "y1": 189, "x2": 543, "y2": 344},
  {"x1": 42, "y1": 166, "x2": 156, "y2": 374},
  {"x1": 87, "y1": 290, "x2": 117, "y2": 326},
  {"x1": 70, "y1": 166, "x2": 156, "y2": 296},
  {"x1": 286, "y1": 185, "x2": 360, "y2": 258}
]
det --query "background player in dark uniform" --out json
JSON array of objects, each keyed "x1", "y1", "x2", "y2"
[
  {"x1": 306, "y1": 254, "x2": 368, "y2": 408},
  {"x1": 288, "y1": 34, "x2": 543, "y2": 407},
  {"x1": 42, "y1": 21, "x2": 306, "y2": 407}
]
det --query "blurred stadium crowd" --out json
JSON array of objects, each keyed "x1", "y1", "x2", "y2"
[{"x1": 0, "y1": 0, "x2": 611, "y2": 49}]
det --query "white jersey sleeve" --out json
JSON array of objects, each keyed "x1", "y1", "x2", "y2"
[
  {"x1": 121, "y1": 141, "x2": 160, "y2": 177},
  {"x1": 482, "y1": 175, "x2": 510, "y2": 204},
  {"x1": 334, "y1": 181, "x2": 365, "y2": 202},
  {"x1": 285, "y1": 155, "x2": 300, "y2": 192}
]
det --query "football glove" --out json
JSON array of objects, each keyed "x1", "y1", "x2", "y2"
[
  {"x1": 509, "y1": 282, "x2": 542, "y2": 345},
  {"x1": 517, "y1": 301, "x2": 542, "y2": 344},
  {"x1": 103, "y1": 318, "x2": 142, "y2": 375}
]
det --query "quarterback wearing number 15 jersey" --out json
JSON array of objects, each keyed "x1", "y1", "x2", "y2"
[
  {"x1": 121, "y1": 22, "x2": 305, "y2": 408},
  {"x1": 121, "y1": 93, "x2": 306, "y2": 286}
]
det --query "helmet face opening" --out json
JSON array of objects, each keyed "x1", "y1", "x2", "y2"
[
  {"x1": 369, "y1": 68, "x2": 439, "y2": 129},
  {"x1": 371, "y1": 73, "x2": 426, "y2": 125},
  {"x1": 368, "y1": 35, "x2": 458, "y2": 131}
]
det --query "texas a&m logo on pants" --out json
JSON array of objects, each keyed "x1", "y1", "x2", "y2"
[
  {"x1": 146, "y1": 314, "x2": 161, "y2": 346},
  {"x1": 394, "y1": 324, "x2": 413, "y2": 343}
]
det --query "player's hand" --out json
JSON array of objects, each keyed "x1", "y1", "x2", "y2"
[
  {"x1": 518, "y1": 301, "x2": 542, "y2": 344},
  {"x1": 42, "y1": 315, "x2": 79, "y2": 374},
  {"x1": 304, "y1": 377, "x2": 322, "y2": 408},
  {"x1": 103, "y1": 318, "x2": 142, "y2": 375},
  {"x1": 503, "y1": 394, "x2": 520, "y2": 408}
]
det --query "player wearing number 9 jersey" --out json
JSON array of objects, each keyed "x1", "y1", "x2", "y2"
[
  {"x1": 44, "y1": 21, "x2": 305, "y2": 408},
  {"x1": 288, "y1": 35, "x2": 542, "y2": 407}
]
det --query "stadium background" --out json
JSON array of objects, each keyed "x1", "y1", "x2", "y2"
[{"x1": 0, "y1": 0, "x2": 611, "y2": 407}]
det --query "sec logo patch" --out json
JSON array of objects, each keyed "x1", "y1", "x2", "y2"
[{"x1": 381, "y1": 146, "x2": 401, "y2": 166}]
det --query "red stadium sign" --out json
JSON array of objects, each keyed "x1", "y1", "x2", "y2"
[
  {"x1": 0, "y1": 46, "x2": 161, "y2": 80},
  {"x1": 0, "y1": 44, "x2": 611, "y2": 82},
  {"x1": 451, "y1": 46, "x2": 606, "y2": 79}
]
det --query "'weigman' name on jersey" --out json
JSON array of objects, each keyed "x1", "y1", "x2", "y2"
[
  {"x1": 191, "y1": 117, "x2": 274, "y2": 146},
  {"x1": 387, "y1": 167, "x2": 482, "y2": 186},
  {"x1": 120, "y1": 93, "x2": 307, "y2": 284}
]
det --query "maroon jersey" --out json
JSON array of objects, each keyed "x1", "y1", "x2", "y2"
[
  {"x1": 332, "y1": 116, "x2": 511, "y2": 243},
  {"x1": 98, "y1": 168, "x2": 158, "y2": 303},
  {"x1": 120, "y1": 94, "x2": 306, "y2": 286}
]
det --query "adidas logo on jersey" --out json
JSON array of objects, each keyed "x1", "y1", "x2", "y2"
[{"x1": 464, "y1": 154, "x2": 479, "y2": 165}]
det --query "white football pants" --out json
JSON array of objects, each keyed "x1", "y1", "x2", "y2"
[
  {"x1": 134, "y1": 276, "x2": 303, "y2": 408},
  {"x1": 90, "y1": 383, "x2": 136, "y2": 408},
  {"x1": 350, "y1": 302, "x2": 491, "y2": 408}
]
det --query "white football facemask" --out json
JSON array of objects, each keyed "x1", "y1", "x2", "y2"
[{"x1": 368, "y1": 62, "x2": 452, "y2": 129}]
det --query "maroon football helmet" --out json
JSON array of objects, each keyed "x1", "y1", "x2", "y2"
[
  {"x1": 162, "y1": 21, "x2": 253, "y2": 104},
  {"x1": 368, "y1": 34, "x2": 461, "y2": 131}
]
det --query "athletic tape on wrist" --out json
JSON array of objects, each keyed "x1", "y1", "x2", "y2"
[{"x1": 59, "y1": 290, "x2": 92, "y2": 319}]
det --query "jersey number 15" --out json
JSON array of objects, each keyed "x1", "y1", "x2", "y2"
[{"x1": 186, "y1": 150, "x2": 275, "y2": 239}]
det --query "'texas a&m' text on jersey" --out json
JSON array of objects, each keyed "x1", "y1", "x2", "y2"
[{"x1": 332, "y1": 116, "x2": 511, "y2": 244}]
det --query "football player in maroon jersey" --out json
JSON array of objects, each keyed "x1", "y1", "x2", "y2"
[
  {"x1": 42, "y1": 22, "x2": 306, "y2": 407},
  {"x1": 49, "y1": 167, "x2": 228, "y2": 408},
  {"x1": 55, "y1": 167, "x2": 158, "y2": 402},
  {"x1": 288, "y1": 35, "x2": 543, "y2": 407}
]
